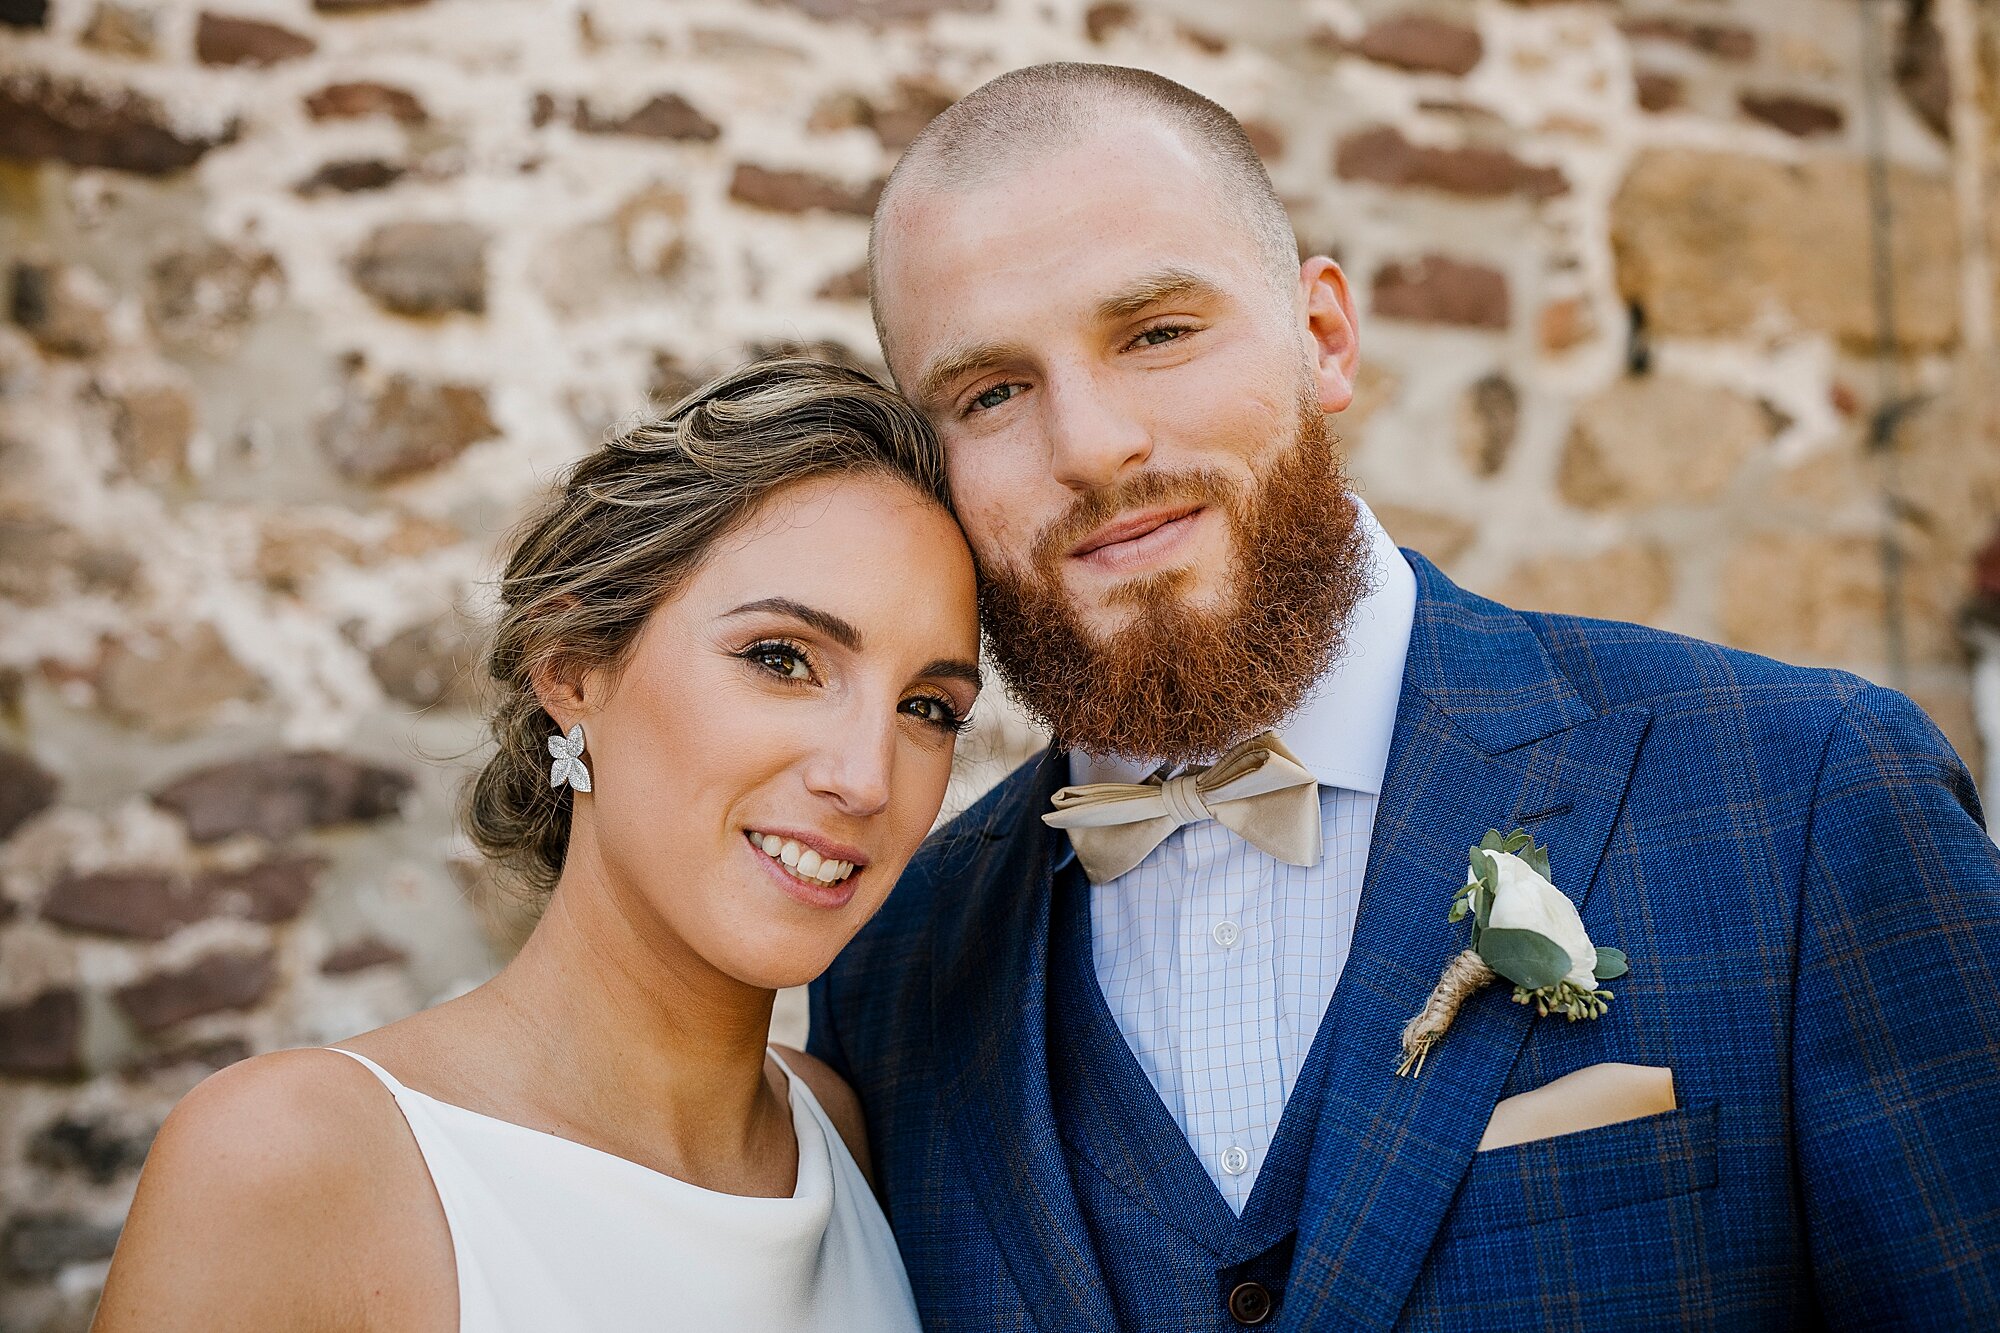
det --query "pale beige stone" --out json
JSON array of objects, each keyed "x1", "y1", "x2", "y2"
[
  {"x1": 1559, "y1": 374, "x2": 1769, "y2": 510},
  {"x1": 1613, "y1": 149, "x2": 1959, "y2": 351},
  {"x1": 97, "y1": 623, "x2": 262, "y2": 736},
  {"x1": 1369, "y1": 502, "x2": 1475, "y2": 566},
  {"x1": 1720, "y1": 532, "x2": 1895, "y2": 663},
  {"x1": 1496, "y1": 543, "x2": 1674, "y2": 622}
]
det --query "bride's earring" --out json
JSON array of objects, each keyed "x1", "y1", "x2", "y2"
[{"x1": 548, "y1": 721, "x2": 592, "y2": 793}]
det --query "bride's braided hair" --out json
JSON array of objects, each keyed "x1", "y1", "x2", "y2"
[{"x1": 463, "y1": 358, "x2": 948, "y2": 896}]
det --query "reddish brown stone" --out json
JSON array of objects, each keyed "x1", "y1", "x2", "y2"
[
  {"x1": 351, "y1": 220, "x2": 487, "y2": 317},
  {"x1": 864, "y1": 81, "x2": 954, "y2": 152},
  {"x1": 1241, "y1": 118, "x2": 1284, "y2": 162},
  {"x1": 115, "y1": 948, "x2": 276, "y2": 1033},
  {"x1": 1176, "y1": 23, "x2": 1225, "y2": 54},
  {"x1": 0, "y1": 988, "x2": 82, "y2": 1078},
  {"x1": 1084, "y1": 1, "x2": 1134, "y2": 42},
  {"x1": 728, "y1": 164, "x2": 883, "y2": 217},
  {"x1": 1372, "y1": 255, "x2": 1510, "y2": 329},
  {"x1": 816, "y1": 262, "x2": 870, "y2": 301},
  {"x1": 1635, "y1": 70, "x2": 1683, "y2": 113},
  {"x1": 192, "y1": 854, "x2": 326, "y2": 924},
  {"x1": 369, "y1": 615, "x2": 481, "y2": 708},
  {"x1": 195, "y1": 12, "x2": 317, "y2": 66},
  {"x1": 10, "y1": 261, "x2": 112, "y2": 358},
  {"x1": 1896, "y1": 3, "x2": 1950, "y2": 139},
  {"x1": 1974, "y1": 523, "x2": 2000, "y2": 610},
  {"x1": 4, "y1": 1212, "x2": 121, "y2": 1278},
  {"x1": 321, "y1": 934, "x2": 409, "y2": 975},
  {"x1": 319, "y1": 372, "x2": 500, "y2": 484},
  {"x1": 1335, "y1": 125, "x2": 1566, "y2": 199},
  {"x1": 295, "y1": 157, "x2": 405, "y2": 194},
  {"x1": 80, "y1": 2, "x2": 157, "y2": 55},
  {"x1": 110, "y1": 382, "x2": 197, "y2": 481},
  {"x1": 1353, "y1": 14, "x2": 1484, "y2": 76},
  {"x1": 305, "y1": 81, "x2": 427, "y2": 124},
  {"x1": 573, "y1": 92, "x2": 720, "y2": 142},
  {"x1": 152, "y1": 751, "x2": 412, "y2": 843},
  {"x1": 1619, "y1": 16, "x2": 1756, "y2": 62},
  {"x1": 313, "y1": 0, "x2": 429, "y2": 10},
  {"x1": 1740, "y1": 92, "x2": 1845, "y2": 138},
  {"x1": 1457, "y1": 372, "x2": 1519, "y2": 477},
  {"x1": 0, "y1": 746, "x2": 58, "y2": 841},
  {"x1": 42, "y1": 869, "x2": 204, "y2": 940},
  {"x1": 147, "y1": 240, "x2": 284, "y2": 343},
  {"x1": 0, "y1": 73, "x2": 236, "y2": 175},
  {"x1": 27, "y1": 1112, "x2": 158, "y2": 1184},
  {"x1": 120, "y1": 1035, "x2": 251, "y2": 1078}
]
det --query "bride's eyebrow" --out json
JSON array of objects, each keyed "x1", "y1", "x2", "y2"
[{"x1": 722, "y1": 597, "x2": 861, "y2": 650}]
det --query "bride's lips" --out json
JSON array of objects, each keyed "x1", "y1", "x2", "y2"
[{"x1": 1068, "y1": 504, "x2": 1207, "y2": 573}]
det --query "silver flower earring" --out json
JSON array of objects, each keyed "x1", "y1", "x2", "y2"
[{"x1": 548, "y1": 722, "x2": 591, "y2": 793}]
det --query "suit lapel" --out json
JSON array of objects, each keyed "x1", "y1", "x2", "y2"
[
  {"x1": 933, "y1": 753, "x2": 1119, "y2": 1333},
  {"x1": 1276, "y1": 554, "x2": 1654, "y2": 1331}
]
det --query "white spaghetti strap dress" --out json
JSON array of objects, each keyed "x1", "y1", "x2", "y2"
[{"x1": 324, "y1": 1046, "x2": 920, "y2": 1332}]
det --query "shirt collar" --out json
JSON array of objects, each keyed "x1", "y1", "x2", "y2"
[{"x1": 1065, "y1": 495, "x2": 1416, "y2": 797}]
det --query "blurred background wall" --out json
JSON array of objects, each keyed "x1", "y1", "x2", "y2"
[{"x1": 1, "y1": 0, "x2": 1998, "y2": 1324}]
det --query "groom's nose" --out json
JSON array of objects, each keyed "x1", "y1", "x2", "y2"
[{"x1": 1046, "y1": 372, "x2": 1153, "y2": 492}]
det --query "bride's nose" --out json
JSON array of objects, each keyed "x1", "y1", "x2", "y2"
[{"x1": 800, "y1": 701, "x2": 896, "y2": 819}]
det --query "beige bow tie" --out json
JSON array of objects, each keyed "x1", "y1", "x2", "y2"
[{"x1": 1043, "y1": 731, "x2": 1323, "y2": 884}]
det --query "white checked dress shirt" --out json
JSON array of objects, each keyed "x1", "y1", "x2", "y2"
[{"x1": 1064, "y1": 498, "x2": 1416, "y2": 1213}]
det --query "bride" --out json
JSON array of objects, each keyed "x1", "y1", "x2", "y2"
[{"x1": 92, "y1": 358, "x2": 977, "y2": 1331}]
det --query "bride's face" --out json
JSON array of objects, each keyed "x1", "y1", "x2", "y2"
[{"x1": 565, "y1": 470, "x2": 979, "y2": 990}]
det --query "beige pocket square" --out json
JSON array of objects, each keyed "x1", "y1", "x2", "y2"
[{"x1": 1477, "y1": 1062, "x2": 1677, "y2": 1152}]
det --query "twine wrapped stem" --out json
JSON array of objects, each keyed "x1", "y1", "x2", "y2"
[{"x1": 1397, "y1": 948, "x2": 1497, "y2": 1077}]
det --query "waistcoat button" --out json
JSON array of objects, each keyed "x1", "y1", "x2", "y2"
[{"x1": 1228, "y1": 1280, "x2": 1274, "y2": 1326}]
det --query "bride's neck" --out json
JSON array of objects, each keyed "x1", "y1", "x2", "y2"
[{"x1": 480, "y1": 836, "x2": 784, "y2": 1167}]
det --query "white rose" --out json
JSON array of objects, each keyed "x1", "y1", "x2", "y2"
[{"x1": 1477, "y1": 849, "x2": 1599, "y2": 990}]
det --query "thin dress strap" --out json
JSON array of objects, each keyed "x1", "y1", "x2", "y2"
[{"x1": 321, "y1": 1045, "x2": 409, "y2": 1094}]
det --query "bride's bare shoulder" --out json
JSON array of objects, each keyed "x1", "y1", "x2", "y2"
[{"x1": 94, "y1": 1047, "x2": 448, "y2": 1331}]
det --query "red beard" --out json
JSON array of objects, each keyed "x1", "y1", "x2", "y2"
[{"x1": 977, "y1": 400, "x2": 1372, "y2": 766}]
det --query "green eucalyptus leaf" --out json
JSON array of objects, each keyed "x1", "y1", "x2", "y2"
[
  {"x1": 1593, "y1": 947, "x2": 1629, "y2": 980},
  {"x1": 1477, "y1": 928, "x2": 1572, "y2": 992},
  {"x1": 1478, "y1": 830, "x2": 1506, "y2": 853},
  {"x1": 1522, "y1": 843, "x2": 1552, "y2": 882},
  {"x1": 1501, "y1": 828, "x2": 1532, "y2": 854}
]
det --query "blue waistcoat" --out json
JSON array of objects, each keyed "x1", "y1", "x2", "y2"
[{"x1": 1047, "y1": 860, "x2": 1333, "y2": 1329}]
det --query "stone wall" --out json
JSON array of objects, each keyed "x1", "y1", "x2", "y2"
[{"x1": 2, "y1": 0, "x2": 1998, "y2": 1325}]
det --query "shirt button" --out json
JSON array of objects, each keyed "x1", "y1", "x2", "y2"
[
  {"x1": 1211, "y1": 920, "x2": 1241, "y2": 948},
  {"x1": 1220, "y1": 1145, "x2": 1250, "y2": 1176}
]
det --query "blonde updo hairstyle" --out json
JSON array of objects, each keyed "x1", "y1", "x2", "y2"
[{"x1": 463, "y1": 357, "x2": 950, "y2": 896}]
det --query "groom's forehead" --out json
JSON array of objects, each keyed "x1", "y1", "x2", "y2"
[{"x1": 872, "y1": 131, "x2": 1259, "y2": 362}]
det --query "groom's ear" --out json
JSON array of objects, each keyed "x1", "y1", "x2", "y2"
[{"x1": 1299, "y1": 257, "x2": 1360, "y2": 415}]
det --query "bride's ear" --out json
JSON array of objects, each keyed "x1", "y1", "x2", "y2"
[{"x1": 529, "y1": 655, "x2": 589, "y2": 731}]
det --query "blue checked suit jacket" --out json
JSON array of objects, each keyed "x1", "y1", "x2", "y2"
[{"x1": 809, "y1": 549, "x2": 2000, "y2": 1331}]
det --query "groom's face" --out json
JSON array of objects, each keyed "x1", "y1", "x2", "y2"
[{"x1": 873, "y1": 119, "x2": 1358, "y2": 638}]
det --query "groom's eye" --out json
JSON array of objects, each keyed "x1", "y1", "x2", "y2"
[
  {"x1": 1131, "y1": 324, "x2": 1191, "y2": 348},
  {"x1": 967, "y1": 383, "x2": 1019, "y2": 413}
]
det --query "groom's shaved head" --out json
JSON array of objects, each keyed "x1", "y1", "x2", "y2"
[{"x1": 869, "y1": 63, "x2": 1297, "y2": 364}]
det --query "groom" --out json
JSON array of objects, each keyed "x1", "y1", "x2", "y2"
[{"x1": 810, "y1": 63, "x2": 2000, "y2": 1329}]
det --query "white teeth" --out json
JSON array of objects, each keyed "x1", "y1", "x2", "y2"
[{"x1": 748, "y1": 833, "x2": 856, "y2": 887}]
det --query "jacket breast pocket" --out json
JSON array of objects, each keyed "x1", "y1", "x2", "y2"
[{"x1": 1443, "y1": 1100, "x2": 1719, "y2": 1235}]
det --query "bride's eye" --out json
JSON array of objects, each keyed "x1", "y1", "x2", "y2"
[
  {"x1": 742, "y1": 641, "x2": 814, "y2": 682},
  {"x1": 901, "y1": 693, "x2": 972, "y2": 735}
]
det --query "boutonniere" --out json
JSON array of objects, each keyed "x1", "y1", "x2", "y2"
[{"x1": 1397, "y1": 828, "x2": 1628, "y2": 1077}]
